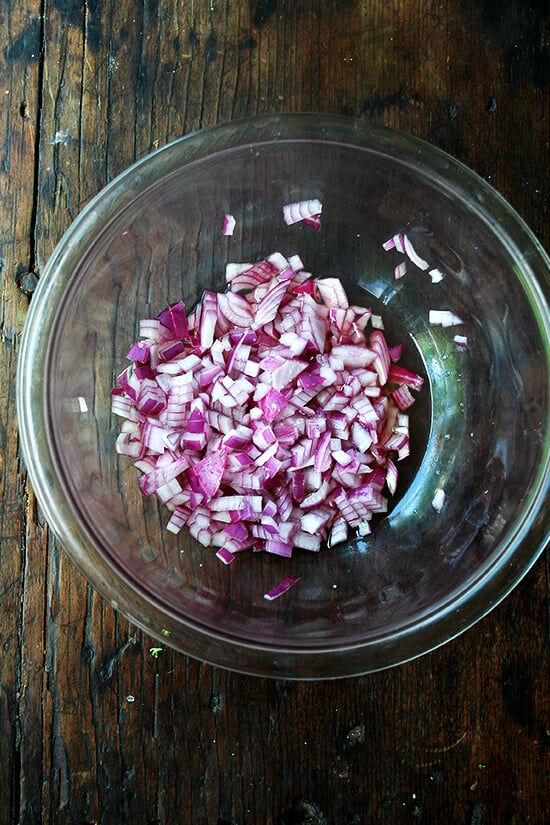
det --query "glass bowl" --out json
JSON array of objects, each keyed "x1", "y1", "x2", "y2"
[{"x1": 17, "y1": 114, "x2": 550, "y2": 679}]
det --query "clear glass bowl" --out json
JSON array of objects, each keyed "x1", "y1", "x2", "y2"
[{"x1": 17, "y1": 114, "x2": 550, "y2": 679}]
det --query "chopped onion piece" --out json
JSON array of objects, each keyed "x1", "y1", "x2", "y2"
[
  {"x1": 253, "y1": 280, "x2": 289, "y2": 328},
  {"x1": 264, "y1": 576, "x2": 301, "y2": 600},
  {"x1": 158, "y1": 301, "x2": 189, "y2": 339},
  {"x1": 388, "y1": 364, "x2": 424, "y2": 391},
  {"x1": 216, "y1": 546, "x2": 236, "y2": 564},
  {"x1": 327, "y1": 517, "x2": 348, "y2": 547},
  {"x1": 292, "y1": 531, "x2": 322, "y2": 552},
  {"x1": 200, "y1": 291, "x2": 218, "y2": 349},
  {"x1": 316, "y1": 277, "x2": 349, "y2": 309},
  {"x1": 403, "y1": 235, "x2": 429, "y2": 271},
  {"x1": 392, "y1": 384, "x2": 416, "y2": 411},
  {"x1": 385, "y1": 458, "x2": 398, "y2": 496},
  {"x1": 429, "y1": 309, "x2": 464, "y2": 327},
  {"x1": 432, "y1": 488, "x2": 446, "y2": 512},
  {"x1": 454, "y1": 334, "x2": 468, "y2": 348},
  {"x1": 429, "y1": 268, "x2": 444, "y2": 283},
  {"x1": 282, "y1": 199, "x2": 322, "y2": 228},
  {"x1": 394, "y1": 261, "x2": 407, "y2": 280},
  {"x1": 222, "y1": 214, "x2": 236, "y2": 236},
  {"x1": 265, "y1": 538, "x2": 293, "y2": 557},
  {"x1": 114, "y1": 244, "x2": 424, "y2": 577},
  {"x1": 226, "y1": 261, "x2": 253, "y2": 281},
  {"x1": 388, "y1": 344, "x2": 402, "y2": 363},
  {"x1": 393, "y1": 233, "x2": 406, "y2": 253}
]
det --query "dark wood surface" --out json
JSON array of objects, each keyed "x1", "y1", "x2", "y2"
[{"x1": 1, "y1": 1, "x2": 549, "y2": 823}]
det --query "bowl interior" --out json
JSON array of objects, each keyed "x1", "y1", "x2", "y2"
[{"x1": 22, "y1": 120, "x2": 550, "y2": 676}]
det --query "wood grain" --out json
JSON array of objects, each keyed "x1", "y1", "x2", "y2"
[{"x1": 0, "y1": 0, "x2": 548, "y2": 822}]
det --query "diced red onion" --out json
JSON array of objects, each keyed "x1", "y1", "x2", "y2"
[
  {"x1": 158, "y1": 301, "x2": 189, "y2": 339},
  {"x1": 300, "y1": 506, "x2": 332, "y2": 534},
  {"x1": 370, "y1": 330, "x2": 391, "y2": 385},
  {"x1": 382, "y1": 232, "x2": 451, "y2": 294},
  {"x1": 394, "y1": 261, "x2": 407, "y2": 280},
  {"x1": 136, "y1": 380, "x2": 167, "y2": 416},
  {"x1": 138, "y1": 455, "x2": 190, "y2": 498},
  {"x1": 429, "y1": 309, "x2": 464, "y2": 327},
  {"x1": 393, "y1": 233, "x2": 406, "y2": 253},
  {"x1": 229, "y1": 259, "x2": 280, "y2": 293},
  {"x1": 259, "y1": 387, "x2": 290, "y2": 423},
  {"x1": 429, "y1": 268, "x2": 444, "y2": 284},
  {"x1": 217, "y1": 291, "x2": 255, "y2": 328},
  {"x1": 126, "y1": 340, "x2": 151, "y2": 363},
  {"x1": 222, "y1": 214, "x2": 236, "y2": 236},
  {"x1": 116, "y1": 366, "x2": 140, "y2": 401},
  {"x1": 316, "y1": 277, "x2": 349, "y2": 309},
  {"x1": 271, "y1": 359, "x2": 309, "y2": 390},
  {"x1": 327, "y1": 517, "x2": 348, "y2": 547},
  {"x1": 210, "y1": 494, "x2": 262, "y2": 514},
  {"x1": 188, "y1": 448, "x2": 227, "y2": 501},
  {"x1": 166, "y1": 507, "x2": 189, "y2": 534},
  {"x1": 156, "y1": 477, "x2": 184, "y2": 505},
  {"x1": 200, "y1": 291, "x2": 218, "y2": 349},
  {"x1": 388, "y1": 344, "x2": 403, "y2": 362},
  {"x1": 392, "y1": 384, "x2": 417, "y2": 411},
  {"x1": 282, "y1": 199, "x2": 322, "y2": 228},
  {"x1": 288, "y1": 254, "x2": 305, "y2": 272},
  {"x1": 115, "y1": 431, "x2": 145, "y2": 459},
  {"x1": 351, "y1": 421, "x2": 374, "y2": 452},
  {"x1": 265, "y1": 538, "x2": 293, "y2": 557},
  {"x1": 292, "y1": 531, "x2": 322, "y2": 552},
  {"x1": 388, "y1": 364, "x2": 424, "y2": 391},
  {"x1": 114, "y1": 248, "x2": 424, "y2": 576},
  {"x1": 111, "y1": 391, "x2": 137, "y2": 419},
  {"x1": 385, "y1": 457, "x2": 398, "y2": 496},
  {"x1": 225, "y1": 261, "x2": 253, "y2": 281},
  {"x1": 397, "y1": 441, "x2": 410, "y2": 461},
  {"x1": 141, "y1": 420, "x2": 166, "y2": 454},
  {"x1": 138, "y1": 318, "x2": 169, "y2": 342},
  {"x1": 216, "y1": 546, "x2": 236, "y2": 564},
  {"x1": 403, "y1": 235, "x2": 429, "y2": 271},
  {"x1": 330, "y1": 344, "x2": 376, "y2": 369},
  {"x1": 264, "y1": 575, "x2": 301, "y2": 600}
]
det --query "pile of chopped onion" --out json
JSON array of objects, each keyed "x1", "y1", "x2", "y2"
[{"x1": 112, "y1": 252, "x2": 424, "y2": 565}]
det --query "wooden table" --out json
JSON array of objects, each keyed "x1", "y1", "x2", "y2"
[{"x1": 1, "y1": 2, "x2": 549, "y2": 822}]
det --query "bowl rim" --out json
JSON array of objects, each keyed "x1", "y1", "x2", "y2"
[{"x1": 16, "y1": 113, "x2": 550, "y2": 678}]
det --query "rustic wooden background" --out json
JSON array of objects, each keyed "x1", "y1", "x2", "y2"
[{"x1": 1, "y1": 1, "x2": 549, "y2": 823}]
